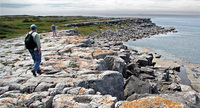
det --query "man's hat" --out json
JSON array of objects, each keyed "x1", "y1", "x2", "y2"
[{"x1": 30, "y1": 24, "x2": 37, "y2": 29}]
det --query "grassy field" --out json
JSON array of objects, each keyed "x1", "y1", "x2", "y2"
[{"x1": 0, "y1": 15, "x2": 114, "y2": 39}]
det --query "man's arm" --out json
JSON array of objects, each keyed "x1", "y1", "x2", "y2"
[{"x1": 34, "y1": 33, "x2": 41, "y2": 54}]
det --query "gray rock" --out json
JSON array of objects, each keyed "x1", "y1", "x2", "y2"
[
  {"x1": 30, "y1": 100, "x2": 43, "y2": 108},
  {"x1": 154, "y1": 69, "x2": 170, "y2": 82},
  {"x1": 168, "y1": 83, "x2": 181, "y2": 92},
  {"x1": 162, "y1": 70, "x2": 170, "y2": 81},
  {"x1": 126, "y1": 61, "x2": 136, "y2": 72},
  {"x1": 89, "y1": 59, "x2": 107, "y2": 71},
  {"x1": 20, "y1": 78, "x2": 41, "y2": 93},
  {"x1": 104, "y1": 56, "x2": 126, "y2": 74},
  {"x1": 0, "y1": 97, "x2": 20, "y2": 107},
  {"x1": 62, "y1": 87, "x2": 73, "y2": 94},
  {"x1": 93, "y1": 51, "x2": 117, "y2": 59},
  {"x1": 149, "y1": 82, "x2": 159, "y2": 94},
  {"x1": 139, "y1": 74, "x2": 155, "y2": 81},
  {"x1": 140, "y1": 67, "x2": 154, "y2": 76},
  {"x1": 0, "y1": 86, "x2": 9, "y2": 95},
  {"x1": 48, "y1": 88, "x2": 62, "y2": 96},
  {"x1": 78, "y1": 39, "x2": 92, "y2": 47},
  {"x1": 9, "y1": 83, "x2": 21, "y2": 91},
  {"x1": 155, "y1": 54, "x2": 161, "y2": 58},
  {"x1": 157, "y1": 92, "x2": 200, "y2": 108},
  {"x1": 59, "y1": 29, "x2": 79, "y2": 36},
  {"x1": 124, "y1": 75, "x2": 151, "y2": 99},
  {"x1": 163, "y1": 27, "x2": 176, "y2": 32},
  {"x1": 64, "y1": 87, "x2": 82, "y2": 95},
  {"x1": 35, "y1": 82, "x2": 56, "y2": 92},
  {"x1": 0, "y1": 77, "x2": 27, "y2": 88},
  {"x1": 75, "y1": 71, "x2": 124, "y2": 100},
  {"x1": 63, "y1": 87, "x2": 95, "y2": 95},
  {"x1": 110, "y1": 46, "x2": 121, "y2": 51},
  {"x1": 55, "y1": 82, "x2": 72, "y2": 90},
  {"x1": 17, "y1": 92, "x2": 45, "y2": 107},
  {"x1": 118, "y1": 52, "x2": 130, "y2": 63},
  {"x1": 126, "y1": 93, "x2": 153, "y2": 101},
  {"x1": 102, "y1": 47, "x2": 110, "y2": 50},
  {"x1": 41, "y1": 96, "x2": 54, "y2": 108},
  {"x1": 135, "y1": 53, "x2": 153, "y2": 66},
  {"x1": 53, "y1": 94, "x2": 117, "y2": 108},
  {"x1": 0, "y1": 90, "x2": 21, "y2": 98}
]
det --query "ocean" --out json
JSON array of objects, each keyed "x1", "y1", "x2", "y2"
[{"x1": 123, "y1": 18, "x2": 200, "y2": 64}]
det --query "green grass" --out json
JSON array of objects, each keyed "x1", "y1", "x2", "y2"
[
  {"x1": 0, "y1": 15, "x2": 112, "y2": 39},
  {"x1": 71, "y1": 25, "x2": 108, "y2": 37}
]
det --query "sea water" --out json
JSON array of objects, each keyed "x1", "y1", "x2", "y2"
[
  {"x1": 123, "y1": 18, "x2": 200, "y2": 85},
  {"x1": 123, "y1": 18, "x2": 200, "y2": 64}
]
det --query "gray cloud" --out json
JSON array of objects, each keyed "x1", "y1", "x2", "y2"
[
  {"x1": 0, "y1": 0, "x2": 199, "y2": 17},
  {"x1": 46, "y1": 4, "x2": 73, "y2": 7},
  {"x1": 0, "y1": 3, "x2": 33, "y2": 8},
  {"x1": 45, "y1": 3, "x2": 97, "y2": 8}
]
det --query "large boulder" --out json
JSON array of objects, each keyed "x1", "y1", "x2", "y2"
[
  {"x1": 75, "y1": 71, "x2": 124, "y2": 100},
  {"x1": 118, "y1": 50, "x2": 131, "y2": 63},
  {"x1": 104, "y1": 56, "x2": 126, "y2": 74},
  {"x1": 89, "y1": 59, "x2": 107, "y2": 71},
  {"x1": 134, "y1": 53, "x2": 153, "y2": 66},
  {"x1": 124, "y1": 75, "x2": 152, "y2": 99}
]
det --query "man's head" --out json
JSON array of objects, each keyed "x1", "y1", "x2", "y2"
[{"x1": 30, "y1": 24, "x2": 37, "y2": 31}]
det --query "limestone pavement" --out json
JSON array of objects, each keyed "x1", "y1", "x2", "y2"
[{"x1": 0, "y1": 28, "x2": 199, "y2": 107}]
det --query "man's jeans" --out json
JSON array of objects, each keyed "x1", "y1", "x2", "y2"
[
  {"x1": 28, "y1": 49, "x2": 41, "y2": 72},
  {"x1": 53, "y1": 30, "x2": 56, "y2": 37}
]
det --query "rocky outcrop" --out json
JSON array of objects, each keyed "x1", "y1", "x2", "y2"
[
  {"x1": 124, "y1": 75, "x2": 152, "y2": 98},
  {"x1": 86, "y1": 18, "x2": 176, "y2": 42},
  {"x1": 0, "y1": 17, "x2": 198, "y2": 108},
  {"x1": 64, "y1": 18, "x2": 152, "y2": 27}
]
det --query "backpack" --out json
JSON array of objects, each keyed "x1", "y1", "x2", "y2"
[{"x1": 25, "y1": 32, "x2": 37, "y2": 49}]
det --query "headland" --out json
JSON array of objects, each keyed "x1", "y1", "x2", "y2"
[{"x1": 0, "y1": 17, "x2": 199, "y2": 108}]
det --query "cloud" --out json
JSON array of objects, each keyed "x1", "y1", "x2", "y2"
[
  {"x1": 0, "y1": 3, "x2": 33, "y2": 8},
  {"x1": 0, "y1": 0, "x2": 199, "y2": 17}
]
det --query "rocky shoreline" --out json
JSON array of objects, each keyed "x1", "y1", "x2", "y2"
[{"x1": 0, "y1": 18, "x2": 199, "y2": 108}]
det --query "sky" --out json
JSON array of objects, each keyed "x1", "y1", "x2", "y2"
[{"x1": 0, "y1": 0, "x2": 200, "y2": 18}]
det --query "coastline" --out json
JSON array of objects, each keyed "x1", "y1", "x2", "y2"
[
  {"x1": 0, "y1": 18, "x2": 199, "y2": 107},
  {"x1": 137, "y1": 47, "x2": 200, "y2": 92},
  {"x1": 182, "y1": 62, "x2": 200, "y2": 92}
]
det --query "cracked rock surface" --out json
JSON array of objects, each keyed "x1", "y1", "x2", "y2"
[{"x1": 0, "y1": 18, "x2": 199, "y2": 108}]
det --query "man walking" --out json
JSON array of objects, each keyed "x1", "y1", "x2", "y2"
[
  {"x1": 51, "y1": 23, "x2": 57, "y2": 37},
  {"x1": 25, "y1": 24, "x2": 42, "y2": 77}
]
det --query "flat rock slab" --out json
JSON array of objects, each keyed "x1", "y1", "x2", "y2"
[
  {"x1": 53, "y1": 94, "x2": 117, "y2": 108},
  {"x1": 115, "y1": 96, "x2": 186, "y2": 108}
]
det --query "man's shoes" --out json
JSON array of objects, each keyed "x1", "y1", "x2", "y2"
[
  {"x1": 37, "y1": 70, "x2": 42, "y2": 75},
  {"x1": 31, "y1": 70, "x2": 37, "y2": 77}
]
